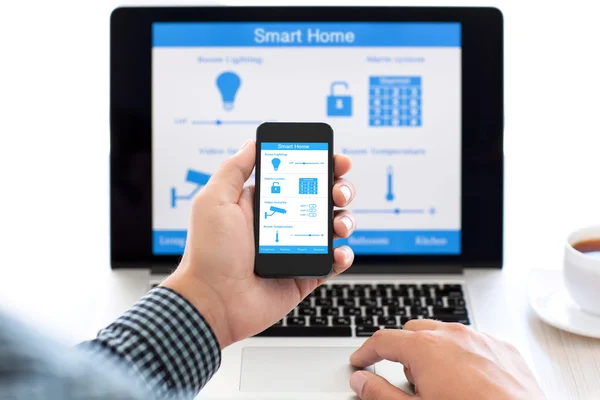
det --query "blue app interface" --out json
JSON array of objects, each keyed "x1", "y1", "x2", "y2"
[
  {"x1": 151, "y1": 22, "x2": 462, "y2": 256},
  {"x1": 258, "y1": 142, "x2": 329, "y2": 254}
]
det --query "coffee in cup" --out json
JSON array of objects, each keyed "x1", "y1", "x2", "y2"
[
  {"x1": 571, "y1": 238, "x2": 600, "y2": 260},
  {"x1": 564, "y1": 226, "x2": 600, "y2": 315}
]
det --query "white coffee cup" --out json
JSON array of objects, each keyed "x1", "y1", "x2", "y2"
[{"x1": 564, "y1": 226, "x2": 600, "y2": 316}]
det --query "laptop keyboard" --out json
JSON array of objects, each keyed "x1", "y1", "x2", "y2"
[{"x1": 255, "y1": 283, "x2": 470, "y2": 337}]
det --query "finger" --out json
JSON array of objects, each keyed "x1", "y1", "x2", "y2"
[
  {"x1": 315, "y1": 245, "x2": 354, "y2": 287},
  {"x1": 402, "y1": 319, "x2": 445, "y2": 332},
  {"x1": 333, "y1": 245, "x2": 354, "y2": 274},
  {"x1": 206, "y1": 139, "x2": 255, "y2": 203},
  {"x1": 334, "y1": 210, "x2": 356, "y2": 239},
  {"x1": 334, "y1": 153, "x2": 352, "y2": 178},
  {"x1": 350, "y1": 329, "x2": 418, "y2": 368},
  {"x1": 238, "y1": 185, "x2": 255, "y2": 220},
  {"x1": 333, "y1": 178, "x2": 356, "y2": 207},
  {"x1": 350, "y1": 370, "x2": 412, "y2": 400},
  {"x1": 404, "y1": 366, "x2": 415, "y2": 386}
]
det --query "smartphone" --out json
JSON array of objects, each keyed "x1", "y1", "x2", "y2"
[{"x1": 254, "y1": 122, "x2": 334, "y2": 278}]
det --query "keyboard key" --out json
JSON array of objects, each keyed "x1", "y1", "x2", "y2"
[
  {"x1": 421, "y1": 284, "x2": 440, "y2": 290},
  {"x1": 356, "y1": 317, "x2": 374, "y2": 326},
  {"x1": 412, "y1": 289, "x2": 427, "y2": 297},
  {"x1": 257, "y1": 326, "x2": 352, "y2": 337},
  {"x1": 299, "y1": 299, "x2": 311, "y2": 307},
  {"x1": 432, "y1": 307, "x2": 468, "y2": 316},
  {"x1": 356, "y1": 326, "x2": 380, "y2": 337},
  {"x1": 404, "y1": 298, "x2": 423, "y2": 307},
  {"x1": 387, "y1": 307, "x2": 407, "y2": 316},
  {"x1": 274, "y1": 319, "x2": 284, "y2": 326},
  {"x1": 438, "y1": 287, "x2": 463, "y2": 297},
  {"x1": 425, "y1": 298, "x2": 434, "y2": 306},
  {"x1": 365, "y1": 307, "x2": 385, "y2": 316},
  {"x1": 321, "y1": 307, "x2": 340, "y2": 316},
  {"x1": 354, "y1": 284, "x2": 374, "y2": 290},
  {"x1": 378, "y1": 316, "x2": 398, "y2": 327},
  {"x1": 325, "y1": 288, "x2": 343, "y2": 297},
  {"x1": 382, "y1": 298, "x2": 399, "y2": 306},
  {"x1": 343, "y1": 307, "x2": 362, "y2": 316},
  {"x1": 449, "y1": 298, "x2": 466, "y2": 307},
  {"x1": 287, "y1": 310, "x2": 296, "y2": 317},
  {"x1": 410, "y1": 307, "x2": 429, "y2": 317},
  {"x1": 316, "y1": 298, "x2": 333, "y2": 307},
  {"x1": 360, "y1": 298, "x2": 378, "y2": 307},
  {"x1": 298, "y1": 308, "x2": 317, "y2": 316},
  {"x1": 330, "y1": 284, "x2": 350, "y2": 290},
  {"x1": 376, "y1": 284, "x2": 395, "y2": 290},
  {"x1": 349, "y1": 288, "x2": 366, "y2": 297},
  {"x1": 443, "y1": 284, "x2": 462, "y2": 290},
  {"x1": 391, "y1": 289, "x2": 409, "y2": 297},
  {"x1": 338, "y1": 298, "x2": 356, "y2": 307},
  {"x1": 371, "y1": 289, "x2": 388, "y2": 297},
  {"x1": 309, "y1": 316, "x2": 329, "y2": 326},
  {"x1": 432, "y1": 298, "x2": 444, "y2": 307},
  {"x1": 287, "y1": 317, "x2": 306, "y2": 326},
  {"x1": 332, "y1": 317, "x2": 351, "y2": 326}
]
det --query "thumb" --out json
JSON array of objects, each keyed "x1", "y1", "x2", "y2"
[
  {"x1": 206, "y1": 139, "x2": 255, "y2": 203},
  {"x1": 351, "y1": 371, "x2": 412, "y2": 400}
]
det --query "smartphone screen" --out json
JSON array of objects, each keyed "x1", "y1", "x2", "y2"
[{"x1": 255, "y1": 123, "x2": 333, "y2": 277}]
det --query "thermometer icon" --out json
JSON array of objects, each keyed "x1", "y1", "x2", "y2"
[{"x1": 386, "y1": 165, "x2": 395, "y2": 202}]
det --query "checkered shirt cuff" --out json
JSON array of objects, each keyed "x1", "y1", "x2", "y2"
[{"x1": 81, "y1": 287, "x2": 221, "y2": 399}]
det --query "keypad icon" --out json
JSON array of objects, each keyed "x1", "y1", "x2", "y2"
[{"x1": 369, "y1": 76, "x2": 422, "y2": 127}]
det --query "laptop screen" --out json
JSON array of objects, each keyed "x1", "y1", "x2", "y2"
[{"x1": 151, "y1": 22, "x2": 462, "y2": 256}]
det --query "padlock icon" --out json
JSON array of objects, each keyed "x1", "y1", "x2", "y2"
[
  {"x1": 327, "y1": 81, "x2": 352, "y2": 117},
  {"x1": 271, "y1": 182, "x2": 281, "y2": 194}
]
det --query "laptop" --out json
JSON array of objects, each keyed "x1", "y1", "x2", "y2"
[{"x1": 110, "y1": 6, "x2": 504, "y2": 399}]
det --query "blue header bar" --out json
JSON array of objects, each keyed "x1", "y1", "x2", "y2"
[
  {"x1": 370, "y1": 76, "x2": 421, "y2": 86},
  {"x1": 335, "y1": 230, "x2": 461, "y2": 255},
  {"x1": 259, "y1": 245, "x2": 328, "y2": 254},
  {"x1": 262, "y1": 142, "x2": 328, "y2": 151},
  {"x1": 153, "y1": 22, "x2": 461, "y2": 47},
  {"x1": 154, "y1": 229, "x2": 460, "y2": 255}
]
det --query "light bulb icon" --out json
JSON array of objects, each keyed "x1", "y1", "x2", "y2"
[
  {"x1": 272, "y1": 158, "x2": 281, "y2": 171},
  {"x1": 215, "y1": 71, "x2": 241, "y2": 111}
]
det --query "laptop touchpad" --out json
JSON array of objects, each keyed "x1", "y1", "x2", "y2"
[{"x1": 240, "y1": 347, "x2": 373, "y2": 392}]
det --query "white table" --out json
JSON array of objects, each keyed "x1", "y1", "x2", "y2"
[
  {"x1": 1, "y1": 0, "x2": 600, "y2": 398},
  {"x1": 3, "y1": 227, "x2": 600, "y2": 399}
]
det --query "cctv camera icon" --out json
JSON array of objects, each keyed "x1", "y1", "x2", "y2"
[
  {"x1": 171, "y1": 170, "x2": 211, "y2": 208},
  {"x1": 264, "y1": 206, "x2": 287, "y2": 220}
]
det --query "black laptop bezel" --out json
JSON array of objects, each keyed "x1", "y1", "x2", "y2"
[{"x1": 110, "y1": 6, "x2": 504, "y2": 271}]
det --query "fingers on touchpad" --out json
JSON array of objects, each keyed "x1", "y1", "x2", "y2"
[{"x1": 240, "y1": 347, "x2": 374, "y2": 393}]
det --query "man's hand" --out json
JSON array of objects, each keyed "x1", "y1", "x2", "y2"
[
  {"x1": 349, "y1": 320, "x2": 545, "y2": 400},
  {"x1": 162, "y1": 139, "x2": 356, "y2": 348}
]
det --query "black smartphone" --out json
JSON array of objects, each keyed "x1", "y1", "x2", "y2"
[{"x1": 254, "y1": 122, "x2": 334, "y2": 278}]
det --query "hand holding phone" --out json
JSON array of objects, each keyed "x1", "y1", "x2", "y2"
[
  {"x1": 255, "y1": 122, "x2": 335, "y2": 277},
  {"x1": 163, "y1": 136, "x2": 356, "y2": 346}
]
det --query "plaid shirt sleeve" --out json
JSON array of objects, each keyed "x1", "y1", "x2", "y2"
[{"x1": 78, "y1": 287, "x2": 222, "y2": 399}]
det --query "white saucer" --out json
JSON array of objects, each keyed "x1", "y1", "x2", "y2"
[{"x1": 528, "y1": 268, "x2": 600, "y2": 339}]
